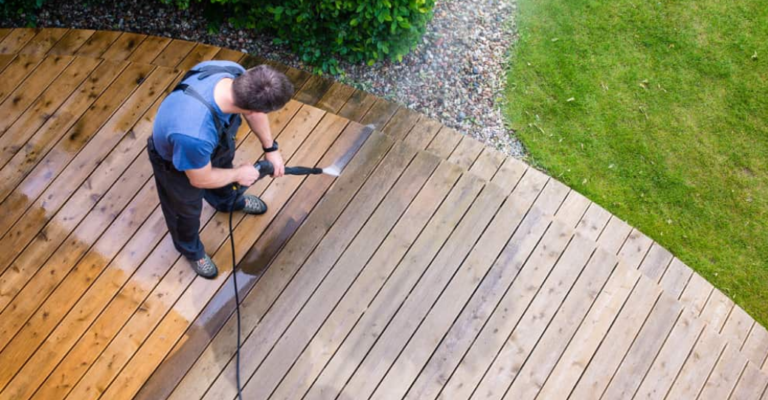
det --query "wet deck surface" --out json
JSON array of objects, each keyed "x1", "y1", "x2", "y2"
[{"x1": 0, "y1": 28, "x2": 766, "y2": 400}]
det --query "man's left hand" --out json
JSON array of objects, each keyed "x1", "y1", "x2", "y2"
[{"x1": 265, "y1": 151, "x2": 285, "y2": 177}]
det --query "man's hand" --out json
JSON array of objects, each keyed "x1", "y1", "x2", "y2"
[
  {"x1": 265, "y1": 151, "x2": 285, "y2": 177},
  {"x1": 235, "y1": 163, "x2": 261, "y2": 186}
]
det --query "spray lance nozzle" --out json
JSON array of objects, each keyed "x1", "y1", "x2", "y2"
[{"x1": 254, "y1": 160, "x2": 326, "y2": 179}]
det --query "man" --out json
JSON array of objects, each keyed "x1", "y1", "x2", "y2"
[{"x1": 147, "y1": 60, "x2": 294, "y2": 279}]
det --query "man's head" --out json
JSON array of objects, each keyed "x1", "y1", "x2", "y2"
[{"x1": 232, "y1": 65, "x2": 294, "y2": 113}]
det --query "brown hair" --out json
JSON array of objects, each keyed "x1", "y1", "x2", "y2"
[{"x1": 232, "y1": 65, "x2": 294, "y2": 113}]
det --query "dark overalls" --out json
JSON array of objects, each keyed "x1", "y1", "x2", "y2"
[{"x1": 147, "y1": 65, "x2": 246, "y2": 261}]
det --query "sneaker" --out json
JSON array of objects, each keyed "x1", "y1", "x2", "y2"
[
  {"x1": 190, "y1": 254, "x2": 218, "y2": 279},
  {"x1": 242, "y1": 194, "x2": 268, "y2": 215}
]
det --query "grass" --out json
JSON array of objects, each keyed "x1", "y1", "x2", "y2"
[{"x1": 505, "y1": 0, "x2": 768, "y2": 325}]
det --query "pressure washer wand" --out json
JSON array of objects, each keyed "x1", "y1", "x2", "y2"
[{"x1": 254, "y1": 160, "x2": 327, "y2": 179}]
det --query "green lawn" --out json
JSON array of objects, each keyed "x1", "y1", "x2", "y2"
[{"x1": 506, "y1": 0, "x2": 768, "y2": 325}]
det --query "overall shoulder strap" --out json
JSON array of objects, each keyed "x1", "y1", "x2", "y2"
[
  {"x1": 192, "y1": 65, "x2": 245, "y2": 80},
  {"x1": 175, "y1": 84, "x2": 223, "y2": 134}
]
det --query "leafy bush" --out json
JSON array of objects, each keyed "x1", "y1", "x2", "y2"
[
  {"x1": 177, "y1": 0, "x2": 436, "y2": 72},
  {"x1": 0, "y1": 0, "x2": 45, "y2": 23}
]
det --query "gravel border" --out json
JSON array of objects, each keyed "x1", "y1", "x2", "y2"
[{"x1": 3, "y1": 0, "x2": 524, "y2": 157}]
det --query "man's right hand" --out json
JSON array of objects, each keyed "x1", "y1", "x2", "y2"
[{"x1": 235, "y1": 164, "x2": 261, "y2": 186}]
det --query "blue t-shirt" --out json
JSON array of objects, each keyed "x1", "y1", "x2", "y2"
[{"x1": 152, "y1": 60, "x2": 246, "y2": 171}]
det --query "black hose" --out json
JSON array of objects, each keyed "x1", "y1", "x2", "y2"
[{"x1": 229, "y1": 198, "x2": 243, "y2": 400}]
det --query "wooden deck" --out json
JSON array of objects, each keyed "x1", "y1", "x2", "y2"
[{"x1": 0, "y1": 27, "x2": 766, "y2": 400}]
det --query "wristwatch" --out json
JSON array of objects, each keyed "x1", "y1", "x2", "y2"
[{"x1": 263, "y1": 140, "x2": 278, "y2": 153}]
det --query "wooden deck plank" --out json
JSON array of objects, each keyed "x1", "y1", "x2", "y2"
[
  {"x1": 0, "y1": 56, "x2": 98, "y2": 161},
  {"x1": 500, "y1": 248, "x2": 617, "y2": 400},
  {"x1": 700, "y1": 288, "x2": 736, "y2": 332},
  {"x1": 536, "y1": 264, "x2": 641, "y2": 398},
  {"x1": 95, "y1": 112, "x2": 349, "y2": 400},
  {"x1": 0, "y1": 54, "x2": 44, "y2": 105},
  {"x1": 0, "y1": 28, "x2": 39, "y2": 54},
  {"x1": 315, "y1": 82, "x2": 356, "y2": 114},
  {"x1": 633, "y1": 309, "x2": 706, "y2": 399},
  {"x1": 742, "y1": 325, "x2": 768, "y2": 368},
  {"x1": 339, "y1": 182, "x2": 507, "y2": 400},
  {"x1": 426, "y1": 126, "x2": 463, "y2": 160},
  {"x1": 18, "y1": 28, "x2": 68, "y2": 56},
  {"x1": 294, "y1": 74, "x2": 335, "y2": 106},
  {"x1": 600, "y1": 291, "x2": 682, "y2": 399},
  {"x1": 0, "y1": 54, "x2": 15, "y2": 73},
  {"x1": 448, "y1": 135, "x2": 485, "y2": 171},
  {"x1": 596, "y1": 215, "x2": 632, "y2": 254},
  {"x1": 370, "y1": 167, "x2": 540, "y2": 400},
  {"x1": 100, "y1": 32, "x2": 147, "y2": 62},
  {"x1": 731, "y1": 362, "x2": 768, "y2": 400},
  {"x1": 0, "y1": 67, "x2": 177, "y2": 342},
  {"x1": 42, "y1": 104, "x2": 325, "y2": 400},
  {"x1": 680, "y1": 272, "x2": 715, "y2": 317},
  {"x1": 360, "y1": 97, "x2": 399, "y2": 128},
  {"x1": 149, "y1": 39, "x2": 195, "y2": 67},
  {"x1": 722, "y1": 306, "x2": 756, "y2": 349},
  {"x1": 74, "y1": 30, "x2": 121, "y2": 58},
  {"x1": 660, "y1": 257, "x2": 694, "y2": 299},
  {"x1": 467, "y1": 235, "x2": 597, "y2": 400},
  {"x1": 126, "y1": 35, "x2": 171, "y2": 64},
  {"x1": 304, "y1": 172, "x2": 486, "y2": 400},
  {"x1": 337, "y1": 89, "x2": 377, "y2": 122},
  {"x1": 700, "y1": 343, "x2": 749, "y2": 399},
  {"x1": 404, "y1": 117, "x2": 443, "y2": 151},
  {"x1": 26, "y1": 101, "x2": 301, "y2": 400},
  {"x1": 666, "y1": 327, "x2": 728, "y2": 398},
  {"x1": 0, "y1": 55, "x2": 75, "y2": 142},
  {"x1": 199, "y1": 138, "x2": 427, "y2": 400},
  {"x1": 616, "y1": 228, "x2": 653, "y2": 269},
  {"x1": 134, "y1": 120, "x2": 373, "y2": 400},
  {"x1": 574, "y1": 202, "x2": 612, "y2": 241},
  {"x1": 382, "y1": 106, "x2": 420, "y2": 141},
  {"x1": 638, "y1": 242, "x2": 674, "y2": 282},
  {"x1": 490, "y1": 157, "x2": 528, "y2": 189},
  {"x1": 47, "y1": 29, "x2": 94, "y2": 56},
  {"x1": 239, "y1": 151, "x2": 442, "y2": 400},
  {"x1": 0, "y1": 29, "x2": 11, "y2": 43},
  {"x1": 555, "y1": 190, "x2": 591, "y2": 229},
  {"x1": 468, "y1": 147, "x2": 506, "y2": 182}
]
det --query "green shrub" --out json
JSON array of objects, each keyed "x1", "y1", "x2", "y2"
[
  {"x1": 177, "y1": 0, "x2": 436, "y2": 72},
  {"x1": 1, "y1": 0, "x2": 45, "y2": 23}
]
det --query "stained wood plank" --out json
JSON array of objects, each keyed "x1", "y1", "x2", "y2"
[
  {"x1": 294, "y1": 74, "x2": 334, "y2": 105},
  {"x1": 337, "y1": 89, "x2": 377, "y2": 122},
  {"x1": 316, "y1": 82, "x2": 356, "y2": 114},
  {"x1": 175, "y1": 43, "x2": 221, "y2": 70},
  {"x1": 426, "y1": 126, "x2": 463, "y2": 160},
  {"x1": 150, "y1": 39, "x2": 195, "y2": 67},
  {"x1": 27, "y1": 101, "x2": 301, "y2": 400},
  {"x1": 666, "y1": 327, "x2": 728, "y2": 398},
  {"x1": 200, "y1": 138, "x2": 427, "y2": 400},
  {"x1": 0, "y1": 28, "x2": 39, "y2": 54},
  {"x1": 700, "y1": 343, "x2": 749, "y2": 399},
  {"x1": 239, "y1": 151, "x2": 442, "y2": 400},
  {"x1": 135, "y1": 120, "x2": 372, "y2": 400},
  {"x1": 465, "y1": 236, "x2": 597, "y2": 400},
  {"x1": 596, "y1": 215, "x2": 632, "y2": 254},
  {"x1": 499, "y1": 248, "x2": 617, "y2": 400},
  {"x1": 304, "y1": 173, "x2": 486, "y2": 400},
  {"x1": 0, "y1": 54, "x2": 44, "y2": 104},
  {"x1": 126, "y1": 35, "x2": 171, "y2": 64},
  {"x1": 19, "y1": 28, "x2": 68, "y2": 55},
  {"x1": 74, "y1": 30, "x2": 121, "y2": 57},
  {"x1": 574, "y1": 202, "x2": 612, "y2": 241},
  {"x1": 660, "y1": 257, "x2": 694, "y2": 299},
  {"x1": 47, "y1": 29, "x2": 94, "y2": 55},
  {"x1": 100, "y1": 32, "x2": 147, "y2": 61},
  {"x1": 0, "y1": 55, "x2": 75, "y2": 142},
  {"x1": 634, "y1": 309, "x2": 706, "y2": 399},
  {"x1": 638, "y1": 242, "x2": 674, "y2": 282},
  {"x1": 0, "y1": 54, "x2": 15, "y2": 73},
  {"x1": 536, "y1": 264, "x2": 641, "y2": 399},
  {"x1": 0, "y1": 29, "x2": 11, "y2": 43},
  {"x1": 700, "y1": 288, "x2": 735, "y2": 332},
  {"x1": 731, "y1": 362, "x2": 768, "y2": 400},
  {"x1": 600, "y1": 291, "x2": 682, "y2": 399},
  {"x1": 404, "y1": 117, "x2": 443, "y2": 151},
  {"x1": 360, "y1": 97, "x2": 399, "y2": 128},
  {"x1": 382, "y1": 106, "x2": 420, "y2": 140}
]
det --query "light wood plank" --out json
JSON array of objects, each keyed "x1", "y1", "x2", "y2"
[
  {"x1": 536, "y1": 264, "x2": 641, "y2": 399},
  {"x1": 660, "y1": 257, "x2": 694, "y2": 299},
  {"x1": 600, "y1": 291, "x2": 682, "y2": 399},
  {"x1": 469, "y1": 147, "x2": 506, "y2": 182},
  {"x1": 100, "y1": 32, "x2": 147, "y2": 61},
  {"x1": 448, "y1": 135, "x2": 485, "y2": 171},
  {"x1": 742, "y1": 325, "x2": 768, "y2": 368},
  {"x1": 150, "y1": 39, "x2": 195, "y2": 67},
  {"x1": 730, "y1": 362, "x2": 768, "y2": 400},
  {"x1": 305, "y1": 172, "x2": 486, "y2": 400},
  {"x1": 175, "y1": 43, "x2": 221, "y2": 70},
  {"x1": 404, "y1": 117, "x2": 443, "y2": 150},
  {"x1": 666, "y1": 327, "x2": 728, "y2": 398},
  {"x1": 722, "y1": 306, "x2": 756, "y2": 349},
  {"x1": 616, "y1": 228, "x2": 653, "y2": 269},
  {"x1": 680, "y1": 272, "x2": 715, "y2": 317},
  {"x1": 638, "y1": 242, "x2": 674, "y2": 282},
  {"x1": 382, "y1": 106, "x2": 420, "y2": 141},
  {"x1": 0, "y1": 54, "x2": 44, "y2": 104},
  {"x1": 315, "y1": 82, "x2": 356, "y2": 114},
  {"x1": 239, "y1": 151, "x2": 442, "y2": 400},
  {"x1": 74, "y1": 30, "x2": 121, "y2": 57},
  {"x1": 500, "y1": 248, "x2": 617, "y2": 400},
  {"x1": 490, "y1": 156, "x2": 528, "y2": 190},
  {"x1": 126, "y1": 35, "x2": 172, "y2": 64},
  {"x1": 574, "y1": 202, "x2": 612, "y2": 241},
  {"x1": 47, "y1": 29, "x2": 94, "y2": 55},
  {"x1": 700, "y1": 288, "x2": 735, "y2": 332},
  {"x1": 426, "y1": 126, "x2": 463, "y2": 160},
  {"x1": 472, "y1": 235, "x2": 596, "y2": 400},
  {"x1": 360, "y1": 97, "x2": 399, "y2": 128},
  {"x1": 554, "y1": 190, "x2": 591, "y2": 229},
  {"x1": 596, "y1": 215, "x2": 632, "y2": 254},
  {"x1": 18, "y1": 28, "x2": 68, "y2": 55},
  {"x1": 0, "y1": 28, "x2": 39, "y2": 54},
  {"x1": 700, "y1": 343, "x2": 749, "y2": 399}
]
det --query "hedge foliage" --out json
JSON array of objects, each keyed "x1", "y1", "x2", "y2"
[
  {"x1": 179, "y1": 0, "x2": 436, "y2": 72},
  {"x1": 0, "y1": 0, "x2": 45, "y2": 23}
]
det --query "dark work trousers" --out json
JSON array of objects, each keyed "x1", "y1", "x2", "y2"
[{"x1": 146, "y1": 115, "x2": 245, "y2": 261}]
